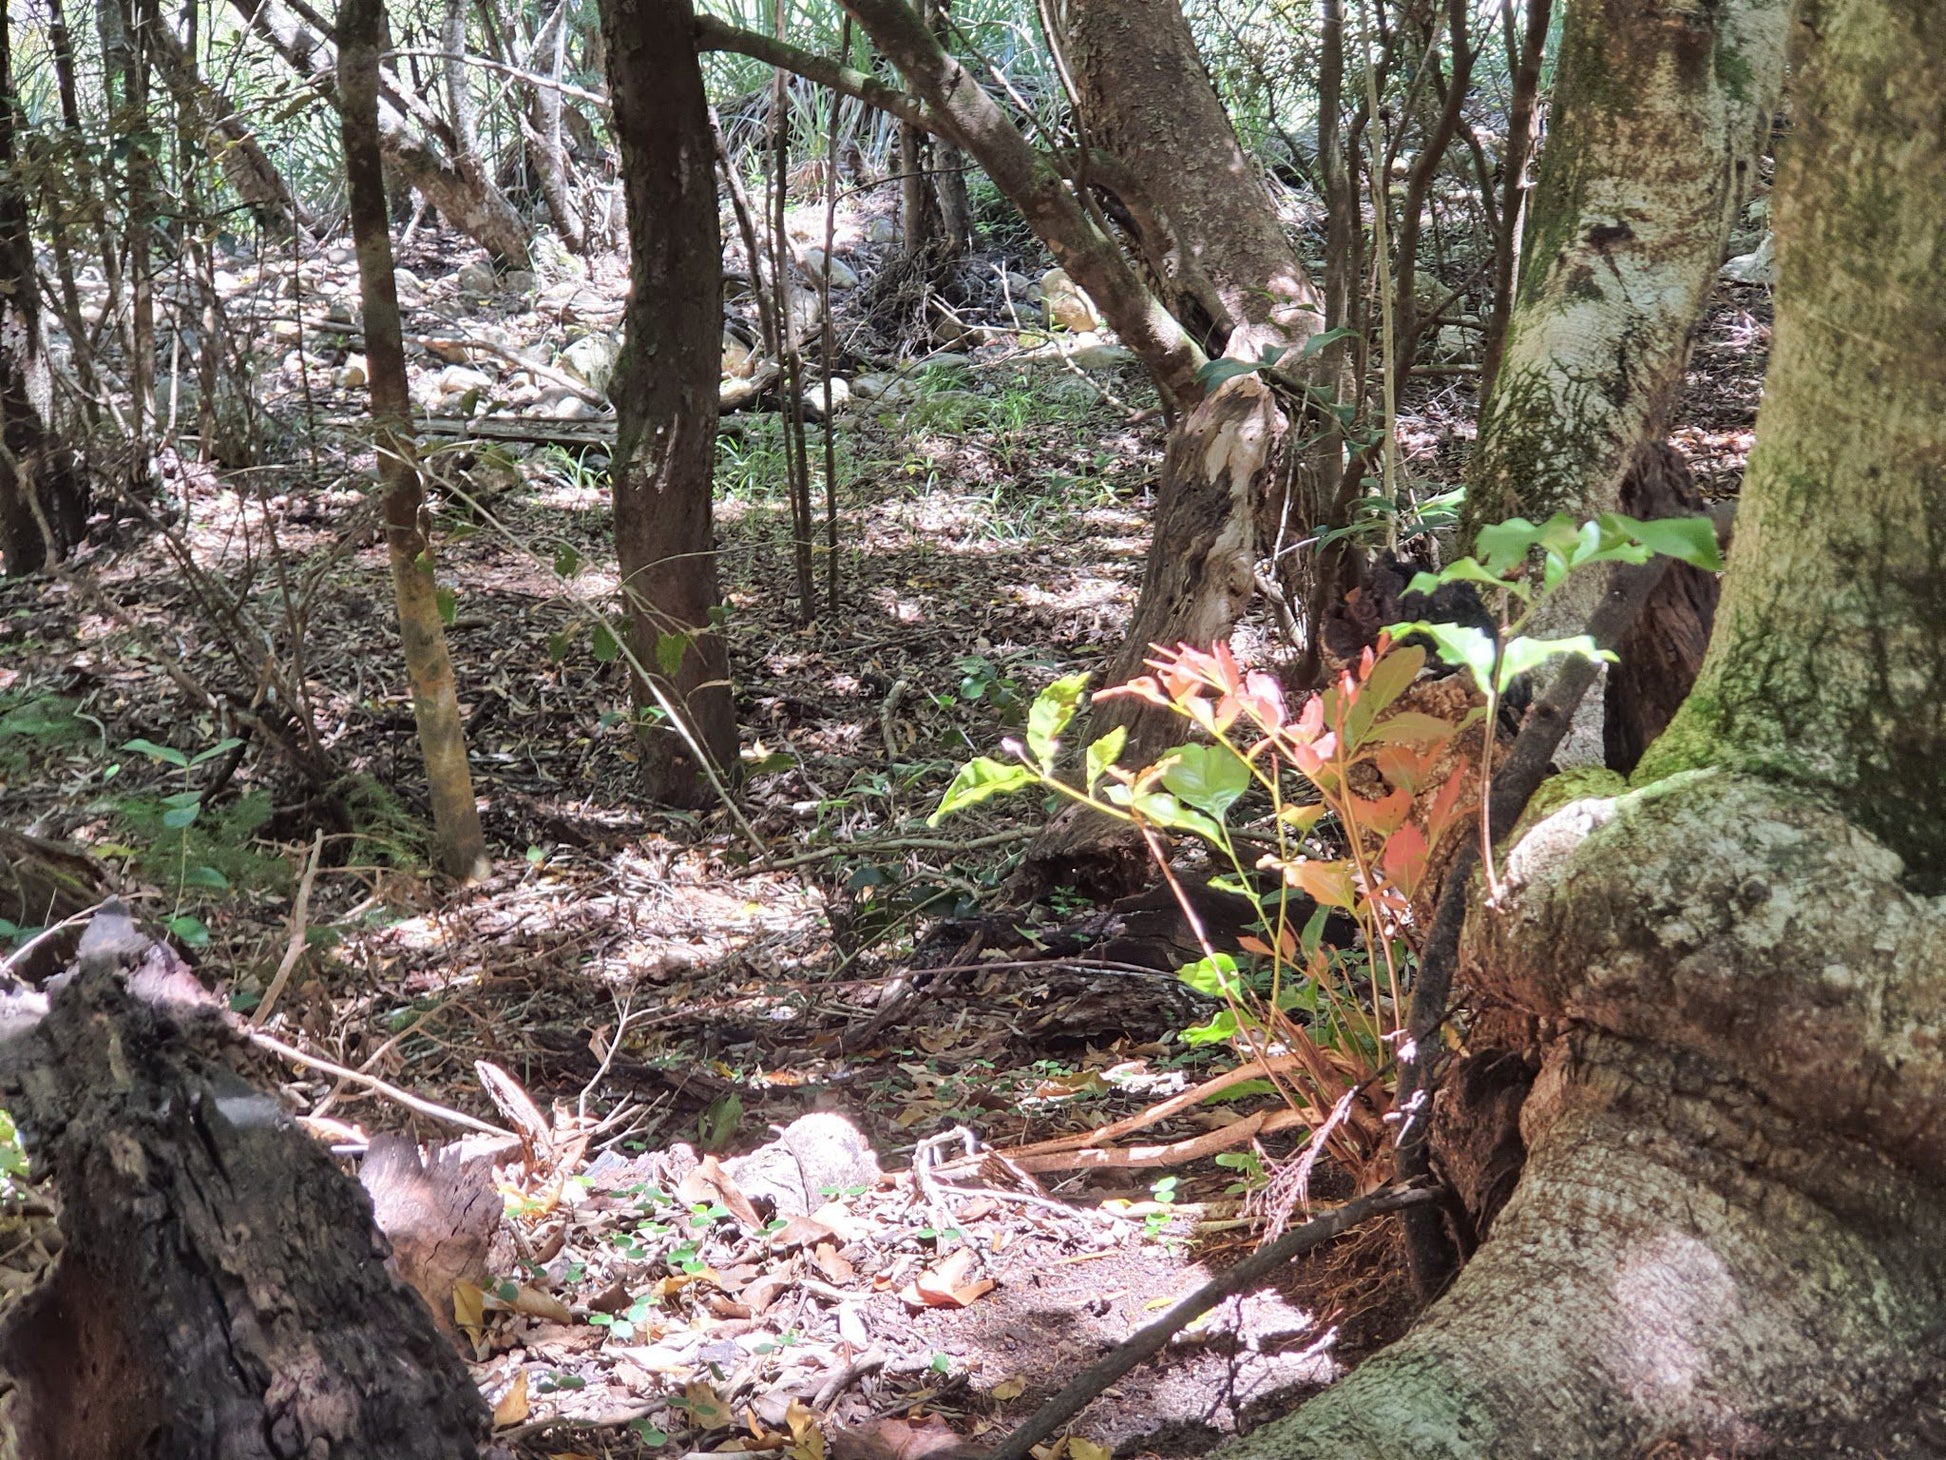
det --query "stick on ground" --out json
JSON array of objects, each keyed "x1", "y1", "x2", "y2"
[{"x1": 978, "y1": 1182, "x2": 1439, "y2": 1460}]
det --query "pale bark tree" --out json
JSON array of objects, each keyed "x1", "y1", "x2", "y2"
[
  {"x1": 340, "y1": 0, "x2": 491, "y2": 881},
  {"x1": 1216, "y1": 1, "x2": 1946, "y2": 1452},
  {"x1": 599, "y1": 0, "x2": 738, "y2": 807},
  {"x1": 1463, "y1": 0, "x2": 1790, "y2": 762},
  {"x1": 146, "y1": 18, "x2": 305, "y2": 234},
  {"x1": 0, "y1": 13, "x2": 88, "y2": 575}
]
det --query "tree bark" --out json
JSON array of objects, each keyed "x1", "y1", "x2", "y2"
[
  {"x1": 1465, "y1": 0, "x2": 1789, "y2": 537},
  {"x1": 233, "y1": 0, "x2": 532, "y2": 265},
  {"x1": 599, "y1": 0, "x2": 738, "y2": 807},
  {"x1": 1462, "y1": 0, "x2": 1788, "y2": 768},
  {"x1": 340, "y1": 0, "x2": 491, "y2": 881},
  {"x1": 837, "y1": 0, "x2": 1205, "y2": 409},
  {"x1": 1217, "y1": 3, "x2": 1946, "y2": 1453},
  {"x1": 0, "y1": 14, "x2": 88, "y2": 575},
  {"x1": 0, "y1": 907, "x2": 490, "y2": 1458}
]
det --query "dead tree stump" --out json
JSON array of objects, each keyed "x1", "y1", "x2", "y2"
[{"x1": 0, "y1": 905, "x2": 490, "y2": 1459}]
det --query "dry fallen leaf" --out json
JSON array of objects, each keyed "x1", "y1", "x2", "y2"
[
  {"x1": 452, "y1": 1280, "x2": 485, "y2": 1331},
  {"x1": 1067, "y1": 1439, "x2": 1111, "y2": 1460},
  {"x1": 685, "y1": 1379, "x2": 736, "y2": 1431},
  {"x1": 678, "y1": 1153, "x2": 765, "y2": 1231},
  {"x1": 492, "y1": 1370, "x2": 530, "y2": 1428},
  {"x1": 900, "y1": 1248, "x2": 995, "y2": 1310},
  {"x1": 990, "y1": 1377, "x2": 1025, "y2": 1402}
]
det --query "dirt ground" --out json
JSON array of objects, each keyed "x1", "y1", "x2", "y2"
[{"x1": 0, "y1": 198, "x2": 1771, "y2": 1455}]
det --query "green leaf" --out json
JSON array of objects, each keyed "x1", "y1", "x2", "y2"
[
  {"x1": 435, "y1": 585, "x2": 458, "y2": 626},
  {"x1": 188, "y1": 737, "x2": 243, "y2": 767},
  {"x1": 928, "y1": 756, "x2": 1038, "y2": 824},
  {"x1": 1406, "y1": 557, "x2": 1522, "y2": 599},
  {"x1": 1389, "y1": 620, "x2": 1498, "y2": 697},
  {"x1": 1158, "y1": 743, "x2": 1251, "y2": 819},
  {"x1": 1025, "y1": 672, "x2": 1090, "y2": 771},
  {"x1": 1603, "y1": 512, "x2": 1723, "y2": 572},
  {"x1": 168, "y1": 914, "x2": 211, "y2": 948},
  {"x1": 123, "y1": 737, "x2": 190, "y2": 769},
  {"x1": 590, "y1": 623, "x2": 620, "y2": 663},
  {"x1": 1473, "y1": 517, "x2": 1548, "y2": 576},
  {"x1": 655, "y1": 631, "x2": 690, "y2": 679},
  {"x1": 1181, "y1": 1009, "x2": 1240, "y2": 1046},
  {"x1": 162, "y1": 801, "x2": 202, "y2": 830},
  {"x1": 1347, "y1": 644, "x2": 1427, "y2": 745},
  {"x1": 553, "y1": 543, "x2": 581, "y2": 579},
  {"x1": 1124, "y1": 789, "x2": 1225, "y2": 844},
  {"x1": 1495, "y1": 634, "x2": 1617, "y2": 691},
  {"x1": 1178, "y1": 952, "x2": 1241, "y2": 999},
  {"x1": 1084, "y1": 726, "x2": 1127, "y2": 792},
  {"x1": 1366, "y1": 710, "x2": 1456, "y2": 745},
  {"x1": 181, "y1": 865, "x2": 230, "y2": 890},
  {"x1": 1299, "y1": 325, "x2": 1360, "y2": 358}
]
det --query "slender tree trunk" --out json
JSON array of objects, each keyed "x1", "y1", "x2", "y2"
[
  {"x1": 339, "y1": 0, "x2": 491, "y2": 881},
  {"x1": 0, "y1": 15, "x2": 88, "y2": 575},
  {"x1": 1219, "y1": 3, "x2": 1946, "y2": 1454},
  {"x1": 597, "y1": 0, "x2": 738, "y2": 807},
  {"x1": 524, "y1": 0, "x2": 585, "y2": 252},
  {"x1": 1476, "y1": 0, "x2": 1551, "y2": 396},
  {"x1": 234, "y1": 0, "x2": 533, "y2": 266}
]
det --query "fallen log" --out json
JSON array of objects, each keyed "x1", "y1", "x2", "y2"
[{"x1": 0, "y1": 903, "x2": 491, "y2": 1459}]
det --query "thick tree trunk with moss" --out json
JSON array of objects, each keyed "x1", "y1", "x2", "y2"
[
  {"x1": 1466, "y1": 0, "x2": 1789, "y2": 536},
  {"x1": 598, "y1": 0, "x2": 738, "y2": 807},
  {"x1": 1219, "y1": 3, "x2": 1946, "y2": 1454},
  {"x1": 340, "y1": 0, "x2": 491, "y2": 881}
]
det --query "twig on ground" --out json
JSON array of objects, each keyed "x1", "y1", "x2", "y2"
[
  {"x1": 252, "y1": 829, "x2": 325, "y2": 1026},
  {"x1": 747, "y1": 825, "x2": 1036, "y2": 873},
  {"x1": 978, "y1": 1182, "x2": 1440, "y2": 1460},
  {"x1": 245, "y1": 1026, "x2": 514, "y2": 1139}
]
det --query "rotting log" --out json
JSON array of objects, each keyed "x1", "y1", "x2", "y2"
[{"x1": 0, "y1": 904, "x2": 491, "y2": 1459}]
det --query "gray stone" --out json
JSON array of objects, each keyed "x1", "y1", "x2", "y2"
[
  {"x1": 1721, "y1": 233, "x2": 1776, "y2": 285},
  {"x1": 1040, "y1": 267, "x2": 1102, "y2": 332},
  {"x1": 455, "y1": 261, "x2": 496, "y2": 295},
  {"x1": 559, "y1": 333, "x2": 622, "y2": 394},
  {"x1": 801, "y1": 246, "x2": 859, "y2": 289},
  {"x1": 801, "y1": 376, "x2": 851, "y2": 418},
  {"x1": 503, "y1": 270, "x2": 538, "y2": 296}
]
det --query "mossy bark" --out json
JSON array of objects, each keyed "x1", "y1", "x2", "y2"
[
  {"x1": 1636, "y1": 0, "x2": 1946, "y2": 887},
  {"x1": 1466, "y1": 0, "x2": 1789, "y2": 539},
  {"x1": 340, "y1": 0, "x2": 490, "y2": 882},
  {"x1": 1219, "y1": 3, "x2": 1946, "y2": 1454}
]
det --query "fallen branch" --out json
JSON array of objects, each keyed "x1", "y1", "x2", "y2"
[
  {"x1": 245, "y1": 1026, "x2": 515, "y2": 1139},
  {"x1": 979, "y1": 1182, "x2": 1440, "y2": 1460}
]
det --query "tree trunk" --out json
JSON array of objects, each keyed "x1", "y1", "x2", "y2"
[
  {"x1": 839, "y1": 0, "x2": 1205, "y2": 408},
  {"x1": 1061, "y1": 0, "x2": 1322, "y2": 362},
  {"x1": 340, "y1": 0, "x2": 492, "y2": 881},
  {"x1": 0, "y1": 15, "x2": 88, "y2": 575},
  {"x1": 523, "y1": 0, "x2": 586, "y2": 253},
  {"x1": 1462, "y1": 0, "x2": 1788, "y2": 768},
  {"x1": 1464, "y1": 0, "x2": 1788, "y2": 535},
  {"x1": 598, "y1": 0, "x2": 738, "y2": 807},
  {"x1": 1217, "y1": 3, "x2": 1946, "y2": 1453},
  {"x1": 233, "y1": 0, "x2": 533, "y2": 266},
  {"x1": 0, "y1": 907, "x2": 490, "y2": 1458}
]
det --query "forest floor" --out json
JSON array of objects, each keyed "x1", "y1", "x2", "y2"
[{"x1": 0, "y1": 201, "x2": 1770, "y2": 1456}]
